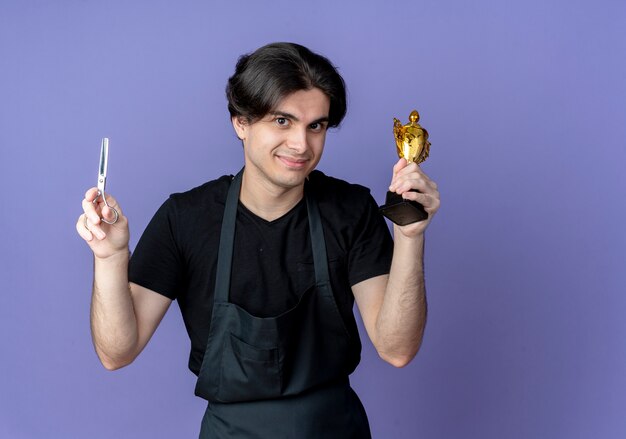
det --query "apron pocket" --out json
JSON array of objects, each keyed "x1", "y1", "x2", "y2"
[{"x1": 217, "y1": 333, "x2": 282, "y2": 402}]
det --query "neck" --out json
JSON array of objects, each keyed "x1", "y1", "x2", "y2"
[{"x1": 239, "y1": 170, "x2": 305, "y2": 222}]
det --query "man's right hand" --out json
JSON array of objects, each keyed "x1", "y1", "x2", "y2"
[{"x1": 76, "y1": 187, "x2": 129, "y2": 259}]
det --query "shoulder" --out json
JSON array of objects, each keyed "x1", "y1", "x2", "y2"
[
  {"x1": 308, "y1": 169, "x2": 371, "y2": 197},
  {"x1": 166, "y1": 174, "x2": 233, "y2": 214},
  {"x1": 307, "y1": 170, "x2": 377, "y2": 222},
  {"x1": 308, "y1": 170, "x2": 373, "y2": 202}
]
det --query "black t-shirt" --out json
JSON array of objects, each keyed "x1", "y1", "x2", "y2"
[{"x1": 129, "y1": 170, "x2": 394, "y2": 375}]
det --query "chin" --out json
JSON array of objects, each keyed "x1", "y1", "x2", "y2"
[
  {"x1": 274, "y1": 170, "x2": 311, "y2": 189},
  {"x1": 275, "y1": 176, "x2": 306, "y2": 189}
]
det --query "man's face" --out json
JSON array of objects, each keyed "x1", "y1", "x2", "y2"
[{"x1": 232, "y1": 88, "x2": 330, "y2": 193}]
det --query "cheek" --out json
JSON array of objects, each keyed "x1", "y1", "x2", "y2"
[
  {"x1": 256, "y1": 130, "x2": 283, "y2": 148},
  {"x1": 310, "y1": 133, "x2": 326, "y2": 152},
  {"x1": 315, "y1": 134, "x2": 326, "y2": 155}
]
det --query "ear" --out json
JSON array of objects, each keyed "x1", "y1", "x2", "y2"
[{"x1": 231, "y1": 116, "x2": 248, "y2": 141}]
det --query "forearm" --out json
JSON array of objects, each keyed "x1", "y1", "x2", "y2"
[
  {"x1": 90, "y1": 250, "x2": 138, "y2": 370},
  {"x1": 375, "y1": 230, "x2": 427, "y2": 367}
]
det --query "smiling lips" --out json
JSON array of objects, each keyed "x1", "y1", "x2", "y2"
[{"x1": 277, "y1": 155, "x2": 309, "y2": 169}]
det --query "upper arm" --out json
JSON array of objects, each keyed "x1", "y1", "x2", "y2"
[
  {"x1": 352, "y1": 274, "x2": 388, "y2": 347},
  {"x1": 129, "y1": 282, "x2": 172, "y2": 356},
  {"x1": 126, "y1": 197, "x2": 179, "y2": 356}
]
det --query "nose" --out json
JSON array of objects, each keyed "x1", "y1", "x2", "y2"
[{"x1": 286, "y1": 127, "x2": 308, "y2": 153}]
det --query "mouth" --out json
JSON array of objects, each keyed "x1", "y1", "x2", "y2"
[{"x1": 276, "y1": 155, "x2": 310, "y2": 169}]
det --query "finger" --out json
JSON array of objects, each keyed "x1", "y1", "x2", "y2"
[
  {"x1": 102, "y1": 193, "x2": 123, "y2": 216},
  {"x1": 390, "y1": 162, "x2": 424, "y2": 189},
  {"x1": 101, "y1": 205, "x2": 120, "y2": 224},
  {"x1": 402, "y1": 191, "x2": 440, "y2": 213},
  {"x1": 394, "y1": 162, "x2": 426, "y2": 180},
  {"x1": 76, "y1": 214, "x2": 94, "y2": 241},
  {"x1": 84, "y1": 187, "x2": 100, "y2": 202},
  {"x1": 395, "y1": 163, "x2": 436, "y2": 187},
  {"x1": 389, "y1": 159, "x2": 409, "y2": 190},
  {"x1": 76, "y1": 214, "x2": 107, "y2": 241},
  {"x1": 412, "y1": 168, "x2": 438, "y2": 192},
  {"x1": 413, "y1": 168, "x2": 437, "y2": 191},
  {"x1": 86, "y1": 214, "x2": 107, "y2": 240},
  {"x1": 393, "y1": 174, "x2": 431, "y2": 195},
  {"x1": 394, "y1": 166, "x2": 439, "y2": 193},
  {"x1": 392, "y1": 158, "x2": 408, "y2": 175},
  {"x1": 82, "y1": 198, "x2": 102, "y2": 224}
]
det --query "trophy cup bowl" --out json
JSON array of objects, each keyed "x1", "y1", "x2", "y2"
[{"x1": 379, "y1": 110, "x2": 431, "y2": 225}]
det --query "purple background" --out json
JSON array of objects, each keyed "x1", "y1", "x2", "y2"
[{"x1": 1, "y1": 1, "x2": 625, "y2": 438}]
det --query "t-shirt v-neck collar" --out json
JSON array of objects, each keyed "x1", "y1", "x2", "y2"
[{"x1": 237, "y1": 197, "x2": 306, "y2": 226}]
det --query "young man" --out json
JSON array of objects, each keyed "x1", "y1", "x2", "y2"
[{"x1": 77, "y1": 42, "x2": 440, "y2": 438}]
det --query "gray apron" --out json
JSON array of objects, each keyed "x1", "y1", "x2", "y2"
[{"x1": 194, "y1": 170, "x2": 371, "y2": 438}]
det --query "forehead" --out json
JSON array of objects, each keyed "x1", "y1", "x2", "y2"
[{"x1": 271, "y1": 88, "x2": 330, "y2": 118}]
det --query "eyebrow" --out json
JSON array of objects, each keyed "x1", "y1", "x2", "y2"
[{"x1": 269, "y1": 111, "x2": 330, "y2": 125}]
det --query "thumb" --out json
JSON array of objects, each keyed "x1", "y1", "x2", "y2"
[
  {"x1": 392, "y1": 157, "x2": 408, "y2": 176},
  {"x1": 389, "y1": 158, "x2": 408, "y2": 191},
  {"x1": 101, "y1": 205, "x2": 119, "y2": 223},
  {"x1": 100, "y1": 193, "x2": 123, "y2": 223}
]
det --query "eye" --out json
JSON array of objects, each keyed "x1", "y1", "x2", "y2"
[
  {"x1": 275, "y1": 117, "x2": 289, "y2": 127},
  {"x1": 309, "y1": 122, "x2": 326, "y2": 132}
]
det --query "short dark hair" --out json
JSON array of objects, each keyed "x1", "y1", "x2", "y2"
[{"x1": 226, "y1": 42, "x2": 347, "y2": 128}]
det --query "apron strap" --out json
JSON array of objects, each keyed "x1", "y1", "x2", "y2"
[
  {"x1": 214, "y1": 169, "x2": 242, "y2": 303},
  {"x1": 214, "y1": 169, "x2": 329, "y2": 303},
  {"x1": 305, "y1": 189, "x2": 330, "y2": 286}
]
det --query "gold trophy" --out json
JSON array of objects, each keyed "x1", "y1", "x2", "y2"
[{"x1": 379, "y1": 110, "x2": 431, "y2": 225}]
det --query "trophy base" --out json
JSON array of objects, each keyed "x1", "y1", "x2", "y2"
[{"x1": 379, "y1": 191, "x2": 428, "y2": 225}]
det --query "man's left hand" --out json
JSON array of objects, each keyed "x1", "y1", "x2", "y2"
[{"x1": 387, "y1": 158, "x2": 440, "y2": 238}]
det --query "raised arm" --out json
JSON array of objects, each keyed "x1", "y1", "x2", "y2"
[
  {"x1": 76, "y1": 188, "x2": 171, "y2": 370},
  {"x1": 353, "y1": 159, "x2": 440, "y2": 367}
]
